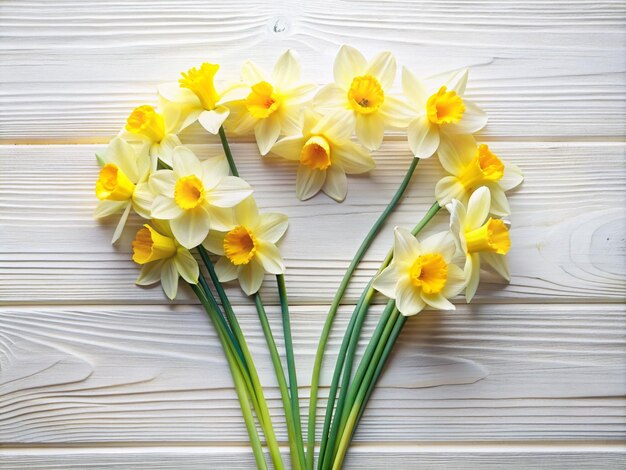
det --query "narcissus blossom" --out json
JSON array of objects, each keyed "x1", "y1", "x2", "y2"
[
  {"x1": 132, "y1": 221, "x2": 199, "y2": 299},
  {"x1": 448, "y1": 187, "x2": 511, "y2": 302},
  {"x1": 372, "y1": 227, "x2": 465, "y2": 316},
  {"x1": 203, "y1": 197, "x2": 288, "y2": 295},
  {"x1": 227, "y1": 50, "x2": 316, "y2": 155},
  {"x1": 94, "y1": 137, "x2": 154, "y2": 243},
  {"x1": 270, "y1": 110, "x2": 375, "y2": 202},
  {"x1": 435, "y1": 135, "x2": 523, "y2": 216},
  {"x1": 402, "y1": 67, "x2": 487, "y2": 160},
  {"x1": 313, "y1": 45, "x2": 408, "y2": 151},
  {"x1": 149, "y1": 146, "x2": 252, "y2": 249}
]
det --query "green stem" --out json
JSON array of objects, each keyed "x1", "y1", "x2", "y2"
[
  {"x1": 198, "y1": 246, "x2": 285, "y2": 470},
  {"x1": 277, "y1": 274, "x2": 307, "y2": 467},
  {"x1": 219, "y1": 126, "x2": 239, "y2": 177},
  {"x1": 191, "y1": 283, "x2": 268, "y2": 469},
  {"x1": 254, "y1": 293, "x2": 305, "y2": 470},
  {"x1": 307, "y1": 157, "x2": 420, "y2": 470}
]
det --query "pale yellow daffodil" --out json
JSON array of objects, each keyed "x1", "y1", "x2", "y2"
[
  {"x1": 149, "y1": 146, "x2": 253, "y2": 249},
  {"x1": 270, "y1": 110, "x2": 375, "y2": 202},
  {"x1": 94, "y1": 137, "x2": 154, "y2": 243},
  {"x1": 402, "y1": 67, "x2": 487, "y2": 160},
  {"x1": 226, "y1": 49, "x2": 317, "y2": 155},
  {"x1": 132, "y1": 220, "x2": 199, "y2": 300},
  {"x1": 313, "y1": 45, "x2": 409, "y2": 151},
  {"x1": 448, "y1": 186, "x2": 511, "y2": 302},
  {"x1": 435, "y1": 134, "x2": 523, "y2": 216},
  {"x1": 203, "y1": 197, "x2": 288, "y2": 295},
  {"x1": 372, "y1": 227, "x2": 465, "y2": 316}
]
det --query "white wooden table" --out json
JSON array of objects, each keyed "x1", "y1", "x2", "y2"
[{"x1": 1, "y1": 1, "x2": 625, "y2": 468}]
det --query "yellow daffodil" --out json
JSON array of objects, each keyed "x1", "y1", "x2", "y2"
[
  {"x1": 435, "y1": 134, "x2": 523, "y2": 216},
  {"x1": 94, "y1": 137, "x2": 154, "y2": 243},
  {"x1": 270, "y1": 110, "x2": 375, "y2": 202},
  {"x1": 448, "y1": 187, "x2": 511, "y2": 302},
  {"x1": 158, "y1": 62, "x2": 246, "y2": 135},
  {"x1": 203, "y1": 197, "x2": 288, "y2": 295},
  {"x1": 226, "y1": 50, "x2": 316, "y2": 155},
  {"x1": 372, "y1": 227, "x2": 465, "y2": 316},
  {"x1": 132, "y1": 220, "x2": 199, "y2": 299},
  {"x1": 149, "y1": 146, "x2": 253, "y2": 249},
  {"x1": 402, "y1": 67, "x2": 487, "y2": 160},
  {"x1": 313, "y1": 45, "x2": 409, "y2": 151},
  {"x1": 120, "y1": 103, "x2": 184, "y2": 166}
]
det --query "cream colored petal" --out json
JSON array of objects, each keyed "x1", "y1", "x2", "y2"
[
  {"x1": 160, "y1": 101, "x2": 185, "y2": 135},
  {"x1": 482, "y1": 252, "x2": 510, "y2": 282},
  {"x1": 444, "y1": 69, "x2": 468, "y2": 96},
  {"x1": 154, "y1": 134, "x2": 182, "y2": 168},
  {"x1": 332, "y1": 141, "x2": 375, "y2": 175},
  {"x1": 255, "y1": 212, "x2": 289, "y2": 243},
  {"x1": 487, "y1": 185, "x2": 511, "y2": 216},
  {"x1": 255, "y1": 241, "x2": 285, "y2": 275},
  {"x1": 238, "y1": 259, "x2": 265, "y2": 295},
  {"x1": 466, "y1": 186, "x2": 491, "y2": 230},
  {"x1": 206, "y1": 176, "x2": 253, "y2": 208},
  {"x1": 393, "y1": 226, "x2": 422, "y2": 260},
  {"x1": 158, "y1": 82, "x2": 199, "y2": 106},
  {"x1": 500, "y1": 162, "x2": 524, "y2": 191},
  {"x1": 334, "y1": 45, "x2": 367, "y2": 86},
  {"x1": 421, "y1": 292, "x2": 455, "y2": 311},
  {"x1": 94, "y1": 200, "x2": 126, "y2": 219},
  {"x1": 446, "y1": 100, "x2": 488, "y2": 134},
  {"x1": 296, "y1": 165, "x2": 326, "y2": 200},
  {"x1": 442, "y1": 263, "x2": 466, "y2": 298},
  {"x1": 215, "y1": 256, "x2": 238, "y2": 282},
  {"x1": 272, "y1": 49, "x2": 301, "y2": 89},
  {"x1": 313, "y1": 84, "x2": 349, "y2": 113},
  {"x1": 255, "y1": 115, "x2": 282, "y2": 155},
  {"x1": 172, "y1": 146, "x2": 202, "y2": 176},
  {"x1": 149, "y1": 170, "x2": 176, "y2": 197},
  {"x1": 464, "y1": 253, "x2": 480, "y2": 302},
  {"x1": 233, "y1": 196, "x2": 259, "y2": 227},
  {"x1": 200, "y1": 155, "x2": 230, "y2": 189},
  {"x1": 219, "y1": 82, "x2": 249, "y2": 102},
  {"x1": 198, "y1": 107, "x2": 230, "y2": 135},
  {"x1": 279, "y1": 106, "x2": 305, "y2": 136},
  {"x1": 372, "y1": 263, "x2": 401, "y2": 299},
  {"x1": 355, "y1": 113, "x2": 385, "y2": 151},
  {"x1": 402, "y1": 67, "x2": 428, "y2": 108},
  {"x1": 136, "y1": 260, "x2": 165, "y2": 286},
  {"x1": 110, "y1": 137, "x2": 140, "y2": 182},
  {"x1": 379, "y1": 94, "x2": 412, "y2": 128},
  {"x1": 111, "y1": 203, "x2": 132, "y2": 243},
  {"x1": 270, "y1": 135, "x2": 306, "y2": 161},
  {"x1": 396, "y1": 277, "x2": 426, "y2": 317},
  {"x1": 437, "y1": 133, "x2": 477, "y2": 175},
  {"x1": 420, "y1": 231, "x2": 456, "y2": 262},
  {"x1": 203, "y1": 229, "x2": 227, "y2": 255},
  {"x1": 322, "y1": 165, "x2": 348, "y2": 202},
  {"x1": 366, "y1": 51, "x2": 396, "y2": 89},
  {"x1": 408, "y1": 116, "x2": 439, "y2": 158},
  {"x1": 435, "y1": 176, "x2": 465, "y2": 207},
  {"x1": 302, "y1": 109, "x2": 322, "y2": 135},
  {"x1": 447, "y1": 199, "x2": 467, "y2": 253},
  {"x1": 170, "y1": 206, "x2": 211, "y2": 249},
  {"x1": 205, "y1": 205, "x2": 235, "y2": 232},
  {"x1": 174, "y1": 248, "x2": 200, "y2": 284},
  {"x1": 151, "y1": 195, "x2": 183, "y2": 220},
  {"x1": 241, "y1": 60, "x2": 265, "y2": 85},
  {"x1": 313, "y1": 110, "x2": 353, "y2": 143},
  {"x1": 284, "y1": 83, "x2": 317, "y2": 105},
  {"x1": 160, "y1": 259, "x2": 180, "y2": 300},
  {"x1": 132, "y1": 182, "x2": 154, "y2": 219}
]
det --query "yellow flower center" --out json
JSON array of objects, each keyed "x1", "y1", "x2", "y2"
[
  {"x1": 224, "y1": 225, "x2": 257, "y2": 265},
  {"x1": 300, "y1": 135, "x2": 332, "y2": 170},
  {"x1": 347, "y1": 75, "x2": 385, "y2": 114},
  {"x1": 465, "y1": 218, "x2": 511, "y2": 255},
  {"x1": 458, "y1": 145, "x2": 505, "y2": 191},
  {"x1": 409, "y1": 253, "x2": 448, "y2": 294},
  {"x1": 95, "y1": 163, "x2": 136, "y2": 201},
  {"x1": 132, "y1": 225, "x2": 178, "y2": 265},
  {"x1": 174, "y1": 175, "x2": 205, "y2": 210},
  {"x1": 245, "y1": 81, "x2": 280, "y2": 119},
  {"x1": 179, "y1": 63, "x2": 221, "y2": 110},
  {"x1": 125, "y1": 105, "x2": 166, "y2": 142},
  {"x1": 426, "y1": 86, "x2": 465, "y2": 125}
]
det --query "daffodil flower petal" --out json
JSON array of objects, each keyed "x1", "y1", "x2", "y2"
[
  {"x1": 174, "y1": 248, "x2": 200, "y2": 283},
  {"x1": 241, "y1": 60, "x2": 265, "y2": 84},
  {"x1": 136, "y1": 259, "x2": 166, "y2": 286},
  {"x1": 207, "y1": 177, "x2": 253, "y2": 208},
  {"x1": 155, "y1": 134, "x2": 183, "y2": 167},
  {"x1": 481, "y1": 251, "x2": 511, "y2": 281},
  {"x1": 149, "y1": 170, "x2": 176, "y2": 196},
  {"x1": 420, "y1": 231, "x2": 456, "y2": 262},
  {"x1": 421, "y1": 292, "x2": 455, "y2": 310},
  {"x1": 322, "y1": 165, "x2": 348, "y2": 202},
  {"x1": 355, "y1": 113, "x2": 385, "y2": 151},
  {"x1": 488, "y1": 185, "x2": 511, "y2": 216},
  {"x1": 393, "y1": 226, "x2": 422, "y2": 261},
  {"x1": 198, "y1": 106, "x2": 230, "y2": 135},
  {"x1": 205, "y1": 205, "x2": 235, "y2": 232},
  {"x1": 466, "y1": 186, "x2": 491, "y2": 230},
  {"x1": 255, "y1": 241, "x2": 285, "y2": 275},
  {"x1": 313, "y1": 84, "x2": 349, "y2": 113},
  {"x1": 94, "y1": 200, "x2": 127, "y2": 219},
  {"x1": 332, "y1": 141, "x2": 376, "y2": 175},
  {"x1": 334, "y1": 45, "x2": 367, "y2": 86},
  {"x1": 161, "y1": 259, "x2": 179, "y2": 300},
  {"x1": 365, "y1": 51, "x2": 396, "y2": 89},
  {"x1": 170, "y1": 206, "x2": 211, "y2": 249},
  {"x1": 312, "y1": 111, "x2": 353, "y2": 143},
  {"x1": 435, "y1": 176, "x2": 465, "y2": 207},
  {"x1": 132, "y1": 182, "x2": 154, "y2": 219},
  {"x1": 442, "y1": 263, "x2": 467, "y2": 298},
  {"x1": 465, "y1": 253, "x2": 481, "y2": 302},
  {"x1": 255, "y1": 115, "x2": 282, "y2": 155},
  {"x1": 437, "y1": 134, "x2": 476, "y2": 175},
  {"x1": 396, "y1": 277, "x2": 426, "y2": 316},
  {"x1": 402, "y1": 67, "x2": 428, "y2": 108},
  {"x1": 408, "y1": 116, "x2": 440, "y2": 158},
  {"x1": 296, "y1": 165, "x2": 326, "y2": 200},
  {"x1": 255, "y1": 213, "x2": 289, "y2": 243},
  {"x1": 444, "y1": 69, "x2": 468, "y2": 96},
  {"x1": 215, "y1": 256, "x2": 238, "y2": 282},
  {"x1": 203, "y1": 230, "x2": 226, "y2": 256},
  {"x1": 111, "y1": 203, "x2": 132, "y2": 243},
  {"x1": 446, "y1": 100, "x2": 488, "y2": 134},
  {"x1": 371, "y1": 263, "x2": 400, "y2": 298},
  {"x1": 151, "y1": 195, "x2": 183, "y2": 219},
  {"x1": 270, "y1": 135, "x2": 307, "y2": 160},
  {"x1": 500, "y1": 162, "x2": 524, "y2": 191},
  {"x1": 272, "y1": 49, "x2": 301, "y2": 89},
  {"x1": 173, "y1": 146, "x2": 203, "y2": 176},
  {"x1": 238, "y1": 259, "x2": 265, "y2": 295}
]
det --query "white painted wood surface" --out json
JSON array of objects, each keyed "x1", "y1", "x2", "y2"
[{"x1": 1, "y1": 1, "x2": 625, "y2": 468}]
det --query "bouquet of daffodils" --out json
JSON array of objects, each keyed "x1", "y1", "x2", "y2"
[{"x1": 94, "y1": 45, "x2": 522, "y2": 469}]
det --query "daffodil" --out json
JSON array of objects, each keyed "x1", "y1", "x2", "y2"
[
  {"x1": 94, "y1": 137, "x2": 154, "y2": 243},
  {"x1": 203, "y1": 197, "x2": 288, "y2": 295},
  {"x1": 120, "y1": 103, "x2": 184, "y2": 166},
  {"x1": 226, "y1": 50, "x2": 316, "y2": 155},
  {"x1": 372, "y1": 227, "x2": 465, "y2": 316},
  {"x1": 132, "y1": 220, "x2": 199, "y2": 299},
  {"x1": 313, "y1": 45, "x2": 408, "y2": 151},
  {"x1": 402, "y1": 67, "x2": 488, "y2": 160},
  {"x1": 435, "y1": 134, "x2": 523, "y2": 215},
  {"x1": 149, "y1": 146, "x2": 253, "y2": 249},
  {"x1": 270, "y1": 110, "x2": 375, "y2": 201},
  {"x1": 158, "y1": 62, "x2": 246, "y2": 135},
  {"x1": 448, "y1": 186, "x2": 511, "y2": 302}
]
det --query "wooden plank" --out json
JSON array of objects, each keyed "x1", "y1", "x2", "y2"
[
  {"x1": 1, "y1": 142, "x2": 624, "y2": 305},
  {"x1": 1, "y1": 1, "x2": 625, "y2": 142},
  {"x1": 1, "y1": 303, "x2": 624, "y2": 444}
]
